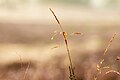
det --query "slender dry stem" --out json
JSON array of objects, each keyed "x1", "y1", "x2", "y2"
[
  {"x1": 95, "y1": 33, "x2": 117, "y2": 80},
  {"x1": 49, "y1": 8, "x2": 76, "y2": 80},
  {"x1": 22, "y1": 61, "x2": 30, "y2": 80},
  {"x1": 103, "y1": 33, "x2": 116, "y2": 55}
]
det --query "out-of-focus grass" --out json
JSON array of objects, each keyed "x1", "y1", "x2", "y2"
[
  {"x1": 0, "y1": 12, "x2": 120, "y2": 79},
  {"x1": 0, "y1": 1, "x2": 119, "y2": 80},
  {"x1": 0, "y1": 23, "x2": 120, "y2": 80}
]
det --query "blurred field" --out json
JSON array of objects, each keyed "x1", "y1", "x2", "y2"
[{"x1": 0, "y1": 1, "x2": 120, "y2": 80}]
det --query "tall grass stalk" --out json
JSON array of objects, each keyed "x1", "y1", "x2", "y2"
[{"x1": 49, "y1": 8, "x2": 76, "y2": 80}]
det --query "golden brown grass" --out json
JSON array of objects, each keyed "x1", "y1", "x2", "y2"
[
  {"x1": 94, "y1": 33, "x2": 120, "y2": 80},
  {"x1": 49, "y1": 8, "x2": 76, "y2": 80},
  {"x1": 49, "y1": 8, "x2": 120, "y2": 80},
  {"x1": 0, "y1": 8, "x2": 120, "y2": 80}
]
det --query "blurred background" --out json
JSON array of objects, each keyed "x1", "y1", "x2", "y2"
[{"x1": 0, "y1": 0, "x2": 120, "y2": 80}]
